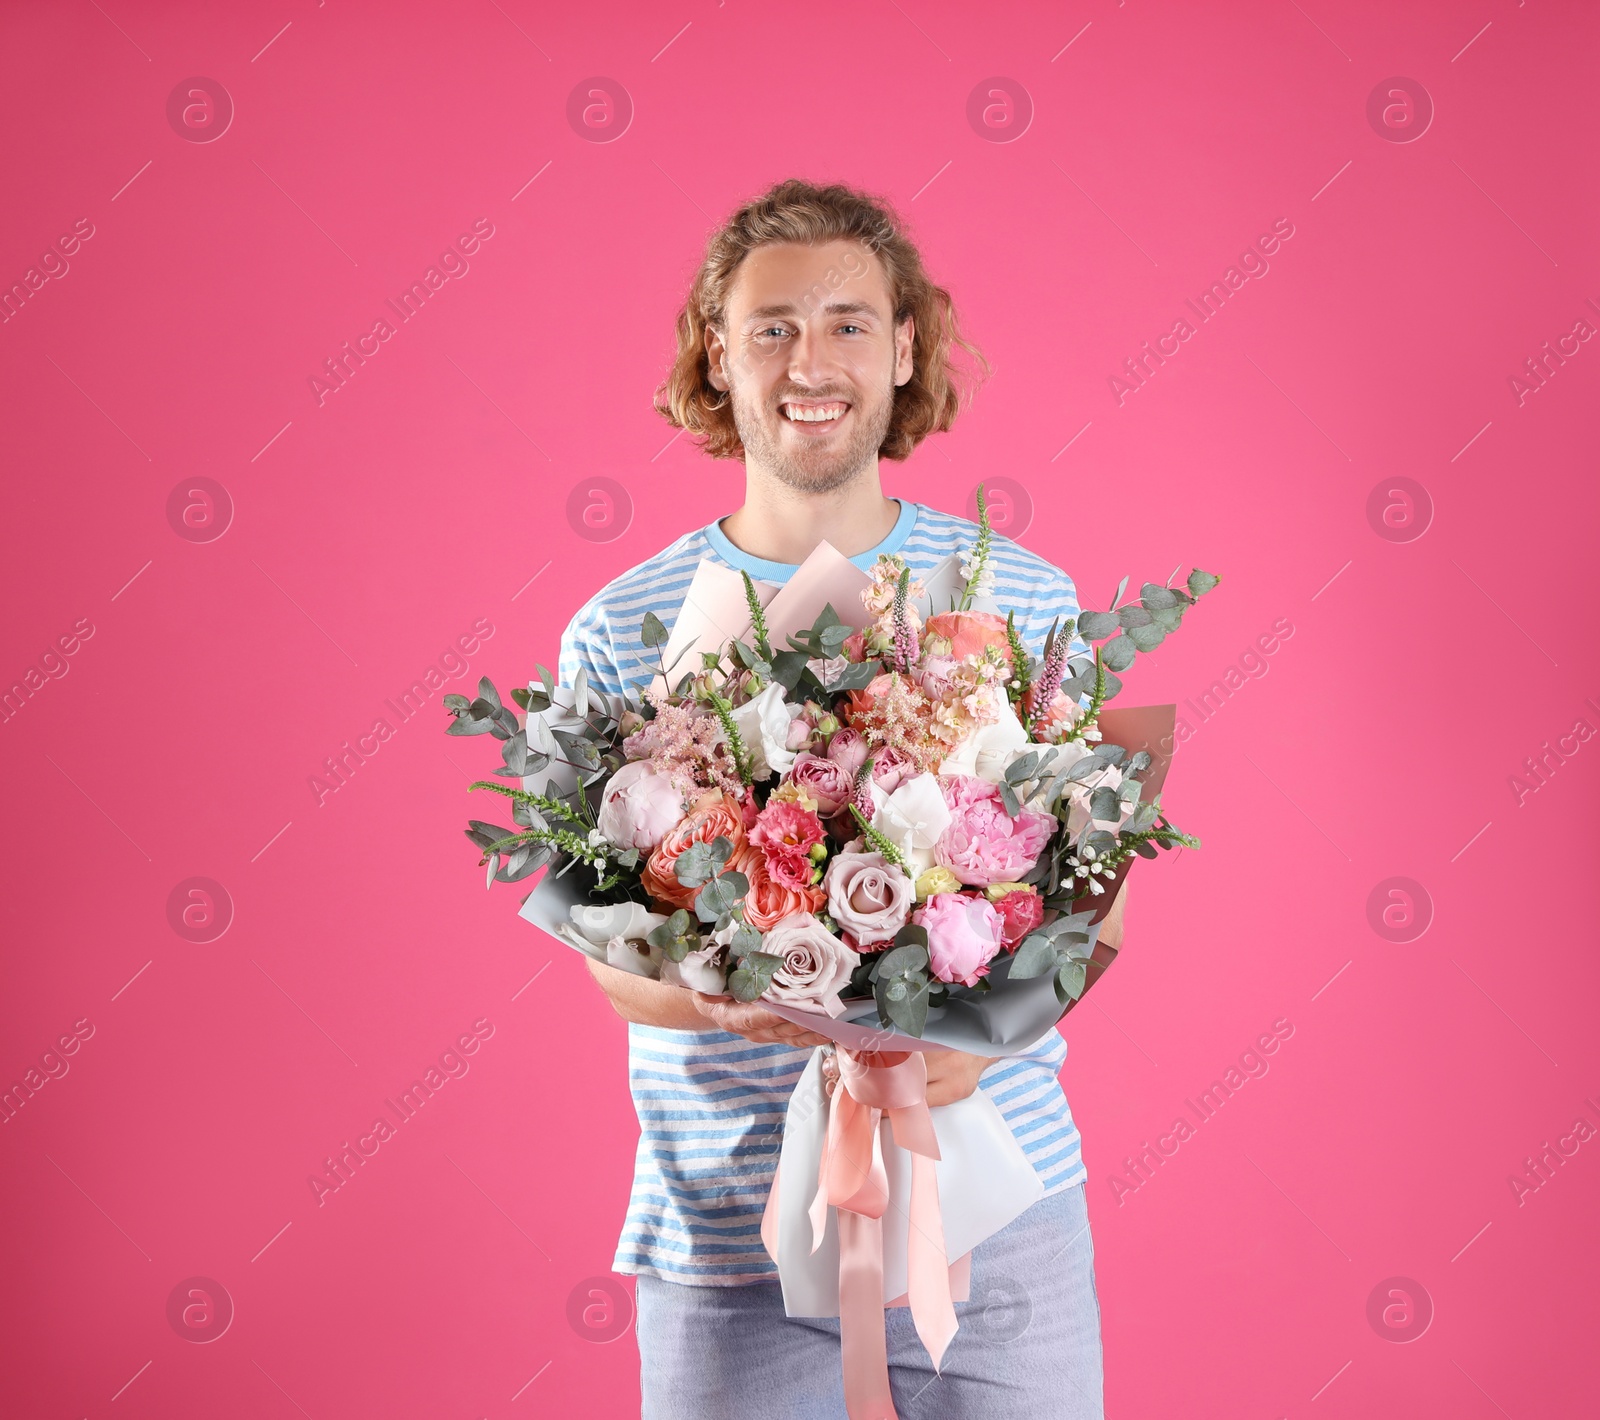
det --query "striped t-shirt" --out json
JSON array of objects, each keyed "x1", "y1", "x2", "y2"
[{"x1": 559, "y1": 498, "x2": 1091, "y2": 1285}]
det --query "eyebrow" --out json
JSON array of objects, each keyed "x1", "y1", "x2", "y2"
[{"x1": 741, "y1": 299, "x2": 881, "y2": 326}]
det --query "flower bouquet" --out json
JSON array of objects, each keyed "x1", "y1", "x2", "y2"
[{"x1": 446, "y1": 494, "x2": 1216, "y2": 1416}]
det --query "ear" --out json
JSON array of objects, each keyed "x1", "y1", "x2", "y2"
[
  {"x1": 704, "y1": 324, "x2": 730, "y2": 391},
  {"x1": 893, "y1": 314, "x2": 915, "y2": 388}
]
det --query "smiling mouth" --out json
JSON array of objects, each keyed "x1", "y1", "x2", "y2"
[{"x1": 779, "y1": 400, "x2": 850, "y2": 426}]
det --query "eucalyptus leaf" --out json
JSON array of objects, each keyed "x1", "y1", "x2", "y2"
[
  {"x1": 1117, "y1": 605, "x2": 1153, "y2": 629},
  {"x1": 1100, "y1": 635, "x2": 1136, "y2": 672},
  {"x1": 1089, "y1": 786, "x2": 1121, "y2": 822},
  {"x1": 1140, "y1": 583, "x2": 1178, "y2": 610},
  {"x1": 641, "y1": 611, "x2": 669, "y2": 648},
  {"x1": 1055, "y1": 960, "x2": 1088, "y2": 1003},
  {"x1": 1187, "y1": 568, "x2": 1220, "y2": 597},
  {"x1": 1075, "y1": 610, "x2": 1118, "y2": 641},
  {"x1": 1010, "y1": 933, "x2": 1059, "y2": 979},
  {"x1": 997, "y1": 780, "x2": 1021, "y2": 820},
  {"x1": 1126, "y1": 622, "x2": 1165, "y2": 652}
]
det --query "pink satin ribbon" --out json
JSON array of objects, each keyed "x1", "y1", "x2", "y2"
[{"x1": 762, "y1": 1050, "x2": 961, "y2": 1420}]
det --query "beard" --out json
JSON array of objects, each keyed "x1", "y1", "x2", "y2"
[{"x1": 728, "y1": 378, "x2": 895, "y2": 494}]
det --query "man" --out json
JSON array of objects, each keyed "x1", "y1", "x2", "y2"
[{"x1": 560, "y1": 179, "x2": 1120, "y2": 1418}]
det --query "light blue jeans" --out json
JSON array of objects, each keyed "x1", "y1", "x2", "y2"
[{"x1": 634, "y1": 1184, "x2": 1104, "y2": 1419}]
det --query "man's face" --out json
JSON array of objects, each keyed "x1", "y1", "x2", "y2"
[{"x1": 708, "y1": 240, "x2": 914, "y2": 493}]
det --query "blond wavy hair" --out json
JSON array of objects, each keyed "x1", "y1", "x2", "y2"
[{"x1": 654, "y1": 178, "x2": 991, "y2": 461}]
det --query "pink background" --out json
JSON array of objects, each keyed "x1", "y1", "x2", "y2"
[{"x1": 2, "y1": 1, "x2": 1596, "y2": 1415}]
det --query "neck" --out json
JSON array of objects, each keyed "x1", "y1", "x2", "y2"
[{"x1": 719, "y1": 464, "x2": 901, "y2": 566}]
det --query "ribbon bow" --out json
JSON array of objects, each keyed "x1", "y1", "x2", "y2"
[{"x1": 766, "y1": 1048, "x2": 959, "y2": 1420}]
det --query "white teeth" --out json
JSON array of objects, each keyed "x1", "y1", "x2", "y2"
[{"x1": 783, "y1": 403, "x2": 847, "y2": 423}]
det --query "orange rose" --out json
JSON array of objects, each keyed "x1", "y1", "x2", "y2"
[
  {"x1": 729, "y1": 842, "x2": 826, "y2": 931},
  {"x1": 642, "y1": 791, "x2": 748, "y2": 911},
  {"x1": 923, "y1": 610, "x2": 1011, "y2": 663}
]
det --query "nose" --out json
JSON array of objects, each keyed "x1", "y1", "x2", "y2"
[{"x1": 786, "y1": 321, "x2": 835, "y2": 390}]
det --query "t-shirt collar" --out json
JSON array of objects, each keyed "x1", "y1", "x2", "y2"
[{"x1": 702, "y1": 498, "x2": 919, "y2": 586}]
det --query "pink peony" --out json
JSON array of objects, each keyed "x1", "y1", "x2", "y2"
[
  {"x1": 913, "y1": 893, "x2": 1003, "y2": 987},
  {"x1": 595, "y1": 760, "x2": 688, "y2": 852},
  {"x1": 934, "y1": 775, "x2": 1056, "y2": 887},
  {"x1": 824, "y1": 851, "x2": 914, "y2": 947},
  {"x1": 786, "y1": 752, "x2": 854, "y2": 815},
  {"x1": 826, "y1": 727, "x2": 870, "y2": 776}
]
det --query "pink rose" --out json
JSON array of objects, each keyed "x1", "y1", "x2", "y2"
[
  {"x1": 913, "y1": 893, "x2": 1003, "y2": 987},
  {"x1": 935, "y1": 775, "x2": 1056, "y2": 887},
  {"x1": 786, "y1": 752, "x2": 853, "y2": 815},
  {"x1": 760, "y1": 912, "x2": 862, "y2": 1017},
  {"x1": 990, "y1": 885, "x2": 1044, "y2": 946},
  {"x1": 870, "y1": 745, "x2": 916, "y2": 795},
  {"x1": 596, "y1": 760, "x2": 688, "y2": 852},
  {"x1": 827, "y1": 727, "x2": 870, "y2": 776},
  {"x1": 786, "y1": 716, "x2": 818, "y2": 752},
  {"x1": 916, "y1": 654, "x2": 961, "y2": 700},
  {"x1": 824, "y1": 851, "x2": 914, "y2": 947}
]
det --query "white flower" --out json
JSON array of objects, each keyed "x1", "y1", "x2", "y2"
[
  {"x1": 760, "y1": 912, "x2": 860, "y2": 1018},
  {"x1": 605, "y1": 934, "x2": 663, "y2": 978},
  {"x1": 940, "y1": 698, "x2": 1030, "y2": 782},
  {"x1": 868, "y1": 771, "x2": 953, "y2": 878},
  {"x1": 661, "y1": 941, "x2": 728, "y2": 995},
  {"x1": 729, "y1": 681, "x2": 797, "y2": 779}
]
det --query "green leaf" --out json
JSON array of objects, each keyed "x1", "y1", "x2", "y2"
[
  {"x1": 892, "y1": 924, "x2": 929, "y2": 951},
  {"x1": 1187, "y1": 569, "x2": 1220, "y2": 597},
  {"x1": 443, "y1": 693, "x2": 471, "y2": 713},
  {"x1": 641, "y1": 611, "x2": 669, "y2": 648},
  {"x1": 1148, "y1": 604, "x2": 1185, "y2": 633},
  {"x1": 769, "y1": 650, "x2": 811, "y2": 692},
  {"x1": 1010, "y1": 932, "x2": 1060, "y2": 979},
  {"x1": 477, "y1": 677, "x2": 502, "y2": 711},
  {"x1": 675, "y1": 842, "x2": 719, "y2": 888},
  {"x1": 1075, "y1": 610, "x2": 1118, "y2": 641},
  {"x1": 1140, "y1": 583, "x2": 1178, "y2": 610},
  {"x1": 509, "y1": 686, "x2": 532, "y2": 711},
  {"x1": 1089, "y1": 786, "x2": 1121, "y2": 822},
  {"x1": 1004, "y1": 751, "x2": 1041, "y2": 784},
  {"x1": 1126, "y1": 622, "x2": 1165, "y2": 652},
  {"x1": 876, "y1": 943, "x2": 930, "y2": 978},
  {"x1": 1127, "y1": 750, "x2": 1152, "y2": 773},
  {"x1": 1117, "y1": 605, "x2": 1153, "y2": 629},
  {"x1": 1055, "y1": 960, "x2": 1088, "y2": 1002},
  {"x1": 729, "y1": 923, "x2": 764, "y2": 957},
  {"x1": 877, "y1": 974, "x2": 930, "y2": 1036},
  {"x1": 1100, "y1": 635, "x2": 1136, "y2": 672},
  {"x1": 997, "y1": 780, "x2": 1021, "y2": 819},
  {"x1": 695, "y1": 873, "x2": 747, "y2": 925},
  {"x1": 1134, "y1": 839, "x2": 1160, "y2": 859},
  {"x1": 1110, "y1": 575, "x2": 1130, "y2": 609}
]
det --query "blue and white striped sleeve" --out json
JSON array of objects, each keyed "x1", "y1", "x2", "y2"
[{"x1": 558, "y1": 603, "x2": 625, "y2": 697}]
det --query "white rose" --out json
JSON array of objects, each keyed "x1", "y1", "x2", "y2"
[
  {"x1": 760, "y1": 912, "x2": 861, "y2": 1018},
  {"x1": 940, "y1": 699, "x2": 1029, "y2": 782},
  {"x1": 730, "y1": 682, "x2": 797, "y2": 780},
  {"x1": 868, "y1": 771, "x2": 953, "y2": 878}
]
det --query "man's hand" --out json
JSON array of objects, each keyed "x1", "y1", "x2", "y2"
[
  {"x1": 820, "y1": 1046, "x2": 992, "y2": 1106},
  {"x1": 692, "y1": 993, "x2": 832, "y2": 1048}
]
